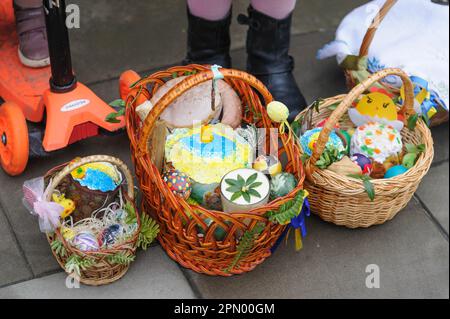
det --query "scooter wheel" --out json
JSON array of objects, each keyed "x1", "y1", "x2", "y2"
[
  {"x1": 0, "y1": 102, "x2": 29, "y2": 176},
  {"x1": 119, "y1": 70, "x2": 141, "y2": 101}
]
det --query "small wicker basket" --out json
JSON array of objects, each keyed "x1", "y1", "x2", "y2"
[
  {"x1": 126, "y1": 65, "x2": 306, "y2": 276},
  {"x1": 296, "y1": 68, "x2": 434, "y2": 228},
  {"x1": 45, "y1": 155, "x2": 140, "y2": 286},
  {"x1": 344, "y1": 0, "x2": 448, "y2": 126}
]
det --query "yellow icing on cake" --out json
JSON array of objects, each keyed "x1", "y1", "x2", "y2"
[{"x1": 165, "y1": 124, "x2": 253, "y2": 184}]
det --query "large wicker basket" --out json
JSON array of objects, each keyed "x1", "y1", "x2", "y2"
[
  {"x1": 125, "y1": 65, "x2": 305, "y2": 276},
  {"x1": 296, "y1": 68, "x2": 434, "y2": 228},
  {"x1": 45, "y1": 155, "x2": 140, "y2": 286},
  {"x1": 344, "y1": 0, "x2": 448, "y2": 126}
]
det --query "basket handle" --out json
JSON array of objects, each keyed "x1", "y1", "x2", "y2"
[
  {"x1": 136, "y1": 68, "x2": 273, "y2": 156},
  {"x1": 359, "y1": 0, "x2": 397, "y2": 57},
  {"x1": 307, "y1": 68, "x2": 415, "y2": 174},
  {"x1": 45, "y1": 155, "x2": 135, "y2": 201}
]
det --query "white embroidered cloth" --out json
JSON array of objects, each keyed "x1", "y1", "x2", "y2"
[{"x1": 317, "y1": 0, "x2": 449, "y2": 110}]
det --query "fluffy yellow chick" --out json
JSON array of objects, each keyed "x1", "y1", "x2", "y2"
[{"x1": 52, "y1": 194, "x2": 76, "y2": 218}]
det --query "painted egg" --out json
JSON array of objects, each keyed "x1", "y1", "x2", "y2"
[
  {"x1": 267, "y1": 101, "x2": 289, "y2": 123},
  {"x1": 350, "y1": 153, "x2": 373, "y2": 175},
  {"x1": 162, "y1": 169, "x2": 192, "y2": 199},
  {"x1": 270, "y1": 173, "x2": 298, "y2": 200},
  {"x1": 253, "y1": 155, "x2": 282, "y2": 177},
  {"x1": 99, "y1": 224, "x2": 124, "y2": 247},
  {"x1": 384, "y1": 165, "x2": 408, "y2": 179},
  {"x1": 72, "y1": 231, "x2": 99, "y2": 251},
  {"x1": 300, "y1": 128, "x2": 346, "y2": 157}
]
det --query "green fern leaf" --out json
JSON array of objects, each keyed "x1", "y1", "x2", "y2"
[{"x1": 138, "y1": 214, "x2": 160, "y2": 250}]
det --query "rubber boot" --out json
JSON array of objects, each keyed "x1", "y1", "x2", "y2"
[
  {"x1": 183, "y1": 7, "x2": 232, "y2": 68},
  {"x1": 238, "y1": 6, "x2": 307, "y2": 122}
]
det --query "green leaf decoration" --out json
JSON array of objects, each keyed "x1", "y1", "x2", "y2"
[
  {"x1": 348, "y1": 174, "x2": 376, "y2": 201},
  {"x1": 245, "y1": 173, "x2": 258, "y2": 186},
  {"x1": 249, "y1": 182, "x2": 262, "y2": 189},
  {"x1": 291, "y1": 120, "x2": 302, "y2": 138},
  {"x1": 237, "y1": 175, "x2": 246, "y2": 187},
  {"x1": 316, "y1": 145, "x2": 346, "y2": 169},
  {"x1": 312, "y1": 99, "x2": 324, "y2": 113},
  {"x1": 124, "y1": 202, "x2": 138, "y2": 225},
  {"x1": 50, "y1": 240, "x2": 67, "y2": 258},
  {"x1": 339, "y1": 54, "x2": 361, "y2": 70},
  {"x1": 265, "y1": 191, "x2": 307, "y2": 225},
  {"x1": 402, "y1": 143, "x2": 426, "y2": 169},
  {"x1": 230, "y1": 191, "x2": 243, "y2": 202},
  {"x1": 227, "y1": 186, "x2": 243, "y2": 193},
  {"x1": 138, "y1": 214, "x2": 160, "y2": 250},
  {"x1": 407, "y1": 114, "x2": 419, "y2": 131},
  {"x1": 226, "y1": 223, "x2": 266, "y2": 272},
  {"x1": 109, "y1": 99, "x2": 126, "y2": 109},
  {"x1": 242, "y1": 192, "x2": 251, "y2": 203},
  {"x1": 225, "y1": 179, "x2": 240, "y2": 187},
  {"x1": 107, "y1": 252, "x2": 135, "y2": 265},
  {"x1": 247, "y1": 189, "x2": 261, "y2": 198},
  {"x1": 65, "y1": 255, "x2": 95, "y2": 278}
]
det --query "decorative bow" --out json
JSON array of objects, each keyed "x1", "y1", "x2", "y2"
[
  {"x1": 401, "y1": 76, "x2": 446, "y2": 124},
  {"x1": 23, "y1": 177, "x2": 64, "y2": 233},
  {"x1": 271, "y1": 194, "x2": 311, "y2": 253}
]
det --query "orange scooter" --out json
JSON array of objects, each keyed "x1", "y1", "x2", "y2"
[{"x1": 0, "y1": 0, "x2": 124, "y2": 176}]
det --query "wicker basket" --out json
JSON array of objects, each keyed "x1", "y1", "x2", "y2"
[
  {"x1": 296, "y1": 68, "x2": 434, "y2": 228},
  {"x1": 125, "y1": 65, "x2": 305, "y2": 276},
  {"x1": 344, "y1": 0, "x2": 448, "y2": 127},
  {"x1": 45, "y1": 155, "x2": 140, "y2": 286}
]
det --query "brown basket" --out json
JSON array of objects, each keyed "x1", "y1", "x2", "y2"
[
  {"x1": 125, "y1": 65, "x2": 305, "y2": 276},
  {"x1": 296, "y1": 68, "x2": 434, "y2": 228},
  {"x1": 45, "y1": 155, "x2": 140, "y2": 286},
  {"x1": 344, "y1": 0, "x2": 448, "y2": 126}
]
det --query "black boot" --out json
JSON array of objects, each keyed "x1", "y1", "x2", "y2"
[
  {"x1": 183, "y1": 7, "x2": 232, "y2": 68},
  {"x1": 238, "y1": 6, "x2": 307, "y2": 122}
]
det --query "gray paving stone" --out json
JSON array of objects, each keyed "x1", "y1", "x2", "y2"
[
  {"x1": 185, "y1": 199, "x2": 449, "y2": 299},
  {"x1": 416, "y1": 162, "x2": 449, "y2": 233},
  {"x1": 0, "y1": 206, "x2": 32, "y2": 287},
  {"x1": 430, "y1": 122, "x2": 449, "y2": 164},
  {"x1": 0, "y1": 246, "x2": 196, "y2": 299},
  {"x1": 0, "y1": 133, "x2": 133, "y2": 277},
  {"x1": 69, "y1": 0, "x2": 366, "y2": 85}
]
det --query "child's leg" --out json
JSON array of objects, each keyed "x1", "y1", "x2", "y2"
[
  {"x1": 250, "y1": 0, "x2": 296, "y2": 19},
  {"x1": 14, "y1": 0, "x2": 42, "y2": 9},
  {"x1": 187, "y1": 0, "x2": 232, "y2": 21}
]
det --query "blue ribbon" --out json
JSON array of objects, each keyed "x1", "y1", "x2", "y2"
[{"x1": 270, "y1": 198, "x2": 311, "y2": 254}]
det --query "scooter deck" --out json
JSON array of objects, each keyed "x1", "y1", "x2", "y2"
[{"x1": 0, "y1": 0, "x2": 49, "y2": 122}]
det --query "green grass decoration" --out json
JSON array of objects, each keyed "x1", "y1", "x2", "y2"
[
  {"x1": 138, "y1": 214, "x2": 160, "y2": 250},
  {"x1": 265, "y1": 191, "x2": 308, "y2": 225},
  {"x1": 50, "y1": 239, "x2": 67, "y2": 258},
  {"x1": 226, "y1": 223, "x2": 266, "y2": 273},
  {"x1": 65, "y1": 255, "x2": 95, "y2": 278},
  {"x1": 124, "y1": 202, "x2": 138, "y2": 225},
  {"x1": 225, "y1": 173, "x2": 262, "y2": 203},
  {"x1": 107, "y1": 252, "x2": 136, "y2": 266},
  {"x1": 316, "y1": 145, "x2": 347, "y2": 169}
]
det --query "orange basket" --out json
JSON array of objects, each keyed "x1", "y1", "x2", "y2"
[{"x1": 125, "y1": 65, "x2": 305, "y2": 276}]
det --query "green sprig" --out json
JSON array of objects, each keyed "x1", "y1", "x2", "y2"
[{"x1": 225, "y1": 173, "x2": 263, "y2": 203}]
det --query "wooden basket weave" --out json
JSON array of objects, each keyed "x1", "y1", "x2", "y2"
[
  {"x1": 45, "y1": 155, "x2": 140, "y2": 286},
  {"x1": 296, "y1": 68, "x2": 434, "y2": 228},
  {"x1": 344, "y1": 0, "x2": 448, "y2": 126},
  {"x1": 126, "y1": 65, "x2": 305, "y2": 276}
]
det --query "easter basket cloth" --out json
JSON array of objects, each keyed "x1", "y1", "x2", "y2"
[
  {"x1": 317, "y1": 0, "x2": 449, "y2": 127},
  {"x1": 23, "y1": 155, "x2": 154, "y2": 286},
  {"x1": 294, "y1": 68, "x2": 434, "y2": 228},
  {"x1": 125, "y1": 65, "x2": 306, "y2": 276}
]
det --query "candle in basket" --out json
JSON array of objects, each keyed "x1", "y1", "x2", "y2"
[{"x1": 220, "y1": 168, "x2": 270, "y2": 213}]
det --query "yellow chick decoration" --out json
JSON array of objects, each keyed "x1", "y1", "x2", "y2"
[
  {"x1": 348, "y1": 92, "x2": 404, "y2": 131},
  {"x1": 52, "y1": 194, "x2": 76, "y2": 218}
]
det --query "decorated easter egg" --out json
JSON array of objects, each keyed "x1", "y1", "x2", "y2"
[
  {"x1": 300, "y1": 128, "x2": 346, "y2": 157},
  {"x1": 270, "y1": 173, "x2": 298, "y2": 200},
  {"x1": 351, "y1": 122, "x2": 403, "y2": 164},
  {"x1": 162, "y1": 169, "x2": 192, "y2": 199},
  {"x1": 253, "y1": 155, "x2": 283, "y2": 177},
  {"x1": 350, "y1": 153, "x2": 373, "y2": 175},
  {"x1": 72, "y1": 231, "x2": 99, "y2": 252},
  {"x1": 267, "y1": 101, "x2": 289, "y2": 123},
  {"x1": 384, "y1": 165, "x2": 408, "y2": 179},
  {"x1": 99, "y1": 224, "x2": 124, "y2": 247},
  {"x1": 196, "y1": 218, "x2": 230, "y2": 241},
  {"x1": 190, "y1": 182, "x2": 222, "y2": 211}
]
